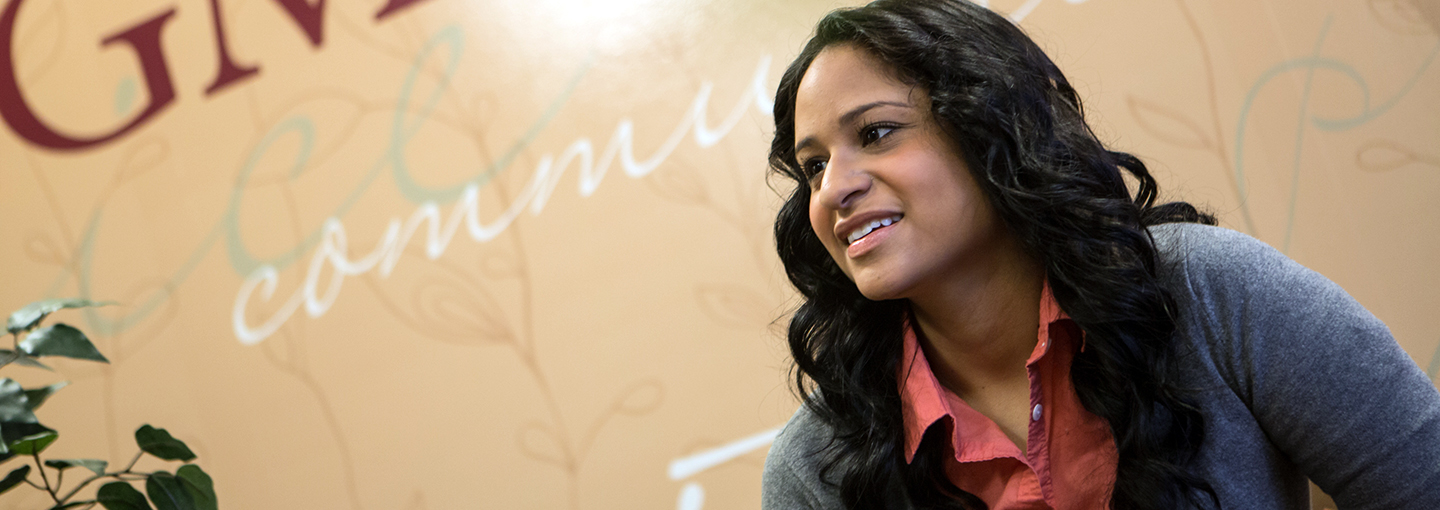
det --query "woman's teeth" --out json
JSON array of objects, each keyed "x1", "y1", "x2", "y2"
[{"x1": 847, "y1": 216, "x2": 900, "y2": 245}]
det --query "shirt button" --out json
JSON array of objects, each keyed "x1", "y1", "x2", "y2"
[{"x1": 1032, "y1": 404, "x2": 1043, "y2": 421}]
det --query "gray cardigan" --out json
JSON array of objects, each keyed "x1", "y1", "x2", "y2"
[{"x1": 761, "y1": 223, "x2": 1440, "y2": 509}]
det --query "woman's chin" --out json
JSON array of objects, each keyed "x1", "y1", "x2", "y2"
[{"x1": 854, "y1": 280, "x2": 906, "y2": 302}]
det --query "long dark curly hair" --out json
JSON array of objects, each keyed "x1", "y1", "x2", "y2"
[{"x1": 769, "y1": 1, "x2": 1220, "y2": 508}]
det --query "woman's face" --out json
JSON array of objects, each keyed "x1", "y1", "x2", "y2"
[{"x1": 793, "y1": 44, "x2": 1011, "y2": 302}]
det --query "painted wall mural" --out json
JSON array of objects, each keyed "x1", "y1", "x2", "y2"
[{"x1": 1, "y1": 0, "x2": 1436, "y2": 508}]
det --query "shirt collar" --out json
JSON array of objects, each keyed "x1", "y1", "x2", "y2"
[{"x1": 897, "y1": 279, "x2": 1070, "y2": 463}]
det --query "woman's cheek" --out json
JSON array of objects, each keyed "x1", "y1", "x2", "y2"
[
  {"x1": 807, "y1": 202, "x2": 851, "y2": 276},
  {"x1": 807, "y1": 200, "x2": 830, "y2": 249}
]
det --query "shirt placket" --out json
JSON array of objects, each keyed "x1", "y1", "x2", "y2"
[{"x1": 1024, "y1": 321, "x2": 1055, "y2": 507}]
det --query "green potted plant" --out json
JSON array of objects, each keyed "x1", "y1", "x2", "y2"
[{"x1": 0, "y1": 298, "x2": 217, "y2": 509}]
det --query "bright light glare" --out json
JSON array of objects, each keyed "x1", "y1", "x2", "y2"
[
  {"x1": 498, "y1": 0, "x2": 671, "y2": 56},
  {"x1": 530, "y1": 0, "x2": 661, "y2": 29}
]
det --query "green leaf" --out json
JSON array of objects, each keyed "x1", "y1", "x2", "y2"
[
  {"x1": 20, "y1": 324, "x2": 109, "y2": 362},
  {"x1": 146, "y1": 471, "x2": 196, "y2": 510},
  {"x1": 98, "y1": 481, "x2": 153, "y2": 510},
  {"x1": 0, "y1": 421, "x2": 52, "y2": 458},
  {"x1": 134, "y1": 425, "x2": 195, "y2": 462},
  {"x1": 0, "y1": 378, "x2": 38, "y2": 457},
  {"x1": 0, "y1": 464, "x2": 29, "y2": 495},
  {"x1": 0, "y1": 348, "x2": 54, "y2": 368},
  {"x1": 9, "y1": 353, "x2": 53, "y2": 370},
  {"x1": 0, "y1": 379, "x2": 37, "y2": 422},
  {"x1": 45, "y1": 458, "x2": 108, "y2": 475},
  {"x1": 176, "y1": 465, "x2": 217, "y2": 510},
  {"x1": 7, "y1": 299, "x2": 115, "y2": 334},
  {"x1": 7, "y1": 427, "x2": 56, "y2": 455},
  {"x1": 0, "y1": 349, "x2": 51, "y2": 370},
  {"x1": 23, "y1": 381, "x2": 68, "y2": 411}
]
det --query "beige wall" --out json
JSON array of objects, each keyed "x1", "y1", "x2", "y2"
[{"x1": 1, "y1": 0, "x2": 1436, "y2": 508}]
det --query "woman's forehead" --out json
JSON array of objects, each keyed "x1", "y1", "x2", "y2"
[
  {"x1": 798, "y1": 46, "x2": 909, "y2": 105},
  {"x1": 794, "y1": 46, "x2": 927, "y2": 129}
]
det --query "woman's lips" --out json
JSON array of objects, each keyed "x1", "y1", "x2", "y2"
[
  {"x1": 845, "y1": 216, "x2": 900, "y2": 258},
  {"x1": 845, "y1": 215, "x2": 902, "y2": 244}
]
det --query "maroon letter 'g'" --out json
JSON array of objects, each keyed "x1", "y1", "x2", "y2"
[{"x1": 0, "y1": 0, "x2": 177, "y2": 151}]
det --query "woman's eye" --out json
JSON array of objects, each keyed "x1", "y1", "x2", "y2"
[
  {"x1": 861, "y1": 125, "x2": 895, "y2": 146},
  {"x1": 803, "y1": 159, "x2": 827, "y2": 180}
]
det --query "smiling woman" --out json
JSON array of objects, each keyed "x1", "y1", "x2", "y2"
[
  {"x1": 794, "y1": 45, "x2": 1020, "y2": 307},
  {"x1": 761, "y1": 1, "x2": 1440, "y2": 509}
]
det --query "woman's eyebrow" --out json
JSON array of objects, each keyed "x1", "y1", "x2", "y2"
[{"x1": 794, "y1": 100, "x2": 910, "y2": 154}]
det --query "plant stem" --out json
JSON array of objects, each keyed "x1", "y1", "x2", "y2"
[
  {"x1": 56, "y1": 474, "x2": 116, "y2": 502},
  {"x1": 122, "y1": 450, "x2": 142, "y2": 472},
  {"x1": 56, "y1": 451, "x2": 146, "y2": 503},
  {"x1": 33, "y1": 451, "x2": 60, "y2": 503},
  {"x1": 50, "y1": 499, "x2": 97, "y2": 510}
]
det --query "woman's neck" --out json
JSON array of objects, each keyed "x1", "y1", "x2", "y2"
[{"x1": 908, "y1": 240, "x2": 1045, "y2": 398}]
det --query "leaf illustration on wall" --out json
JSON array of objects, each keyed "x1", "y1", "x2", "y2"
[
  {"x1": 1356, "y1": 139, "x2": 1440, "y2": 172},
  {"x1": 22, "y1": 232, "x2": 66, "y2": 268},
  {"x1": 517, "y1": 421, "x2": 570, "y2": 469},
  {"x1": 578, "y1": 379, "x2": 667, "y2": 459},
  {"x1": 614, "y1": 380, "x2": 664, "y2": 416},
  {"x1": 409, "y1": 273, "x2": 516, "y2": 346},
  {"x1": 1127, "y1": 95, "x2": 1215, "y2": 150},
  {"x1": 113, "y1": 138, "x2": 171, "y2": 188},
  {"x1": 695, "y1": 284, "x2": 772, "y2": 330},
  {"x1": 360, "y1": 262, "x2": 518, "y2": 348}
]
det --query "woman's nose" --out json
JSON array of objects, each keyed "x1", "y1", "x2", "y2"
[{"x1": 815, "y1": 156, "x2": 871, "y2": 210}]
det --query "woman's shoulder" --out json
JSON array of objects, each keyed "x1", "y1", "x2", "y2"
[
  {"x1": 762, "y1": 402, "x2": 842, "y2": 509},
  {"x1": 1145, "y1": 221, "x2": 1379, "y2": 333},
  {"x1": 1145, "y1": 227, "x2": 1440, "y2": 510},
  {"x1": 1148, "y1": 222, "x2": 1279, "y2": 274},
  {"x1": 1146, "y1": 222, "x2": 1328, "y2": 301},
  {"x1": 765, "y1": 402, "x2": 833, "y2": 482}
]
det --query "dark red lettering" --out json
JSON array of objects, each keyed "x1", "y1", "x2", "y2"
[
  {"x1": 374, "y1": 0, "x2": 431, "y2": 22},
  {"x1": 203, "y1": 0, "x2": 259, "y2": 95},
  {"x1": 272, "y1": 0, "x2": 324, "y2": 46},
  {"x1": 0, "y1": 1, "x2": 177, "y2": 150},
  {"x1": 206, "y1": 0, "x2": 323, "y2": 96}
]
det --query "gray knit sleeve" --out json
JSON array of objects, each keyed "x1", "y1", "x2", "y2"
[
  {"x1": 1154, "y1": 224, "x2": 1440, "y2": 509},
  {"x1": 762, "y1": 404, "x2": 842, "y2": 509}
]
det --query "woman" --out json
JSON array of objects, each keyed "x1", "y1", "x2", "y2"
[{"x1": 760, "y1": 1, "x2": 1440, "y2": 509}]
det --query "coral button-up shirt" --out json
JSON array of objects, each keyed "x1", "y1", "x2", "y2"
[{"x1": 898, "y1": 282, "x2": 1118, "y2": 509}]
